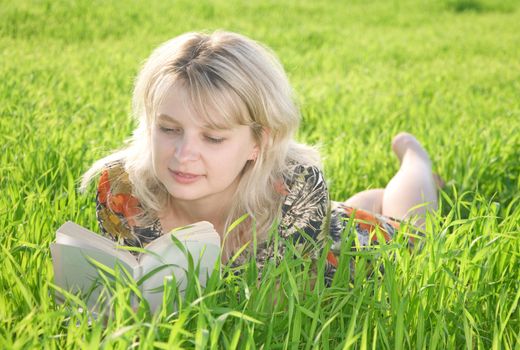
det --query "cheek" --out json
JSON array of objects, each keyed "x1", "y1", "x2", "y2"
[
  {"x1": 152, "y1": 134, "x2": 174, "y2": 159},
  {"x1": 224, "y1": 143, "x2": 254, "y2": 170},
  {"x1": 204, "y1": 146, "x2": 241, "y2": 171}
]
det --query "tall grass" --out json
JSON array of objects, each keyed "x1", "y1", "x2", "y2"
[{"x1": 1, "y1": 0, "x2": 519, "y2": 348}]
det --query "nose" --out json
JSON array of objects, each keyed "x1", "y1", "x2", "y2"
[{"x1": 174, "y1": 134, "x2": 200, "y2": 162}]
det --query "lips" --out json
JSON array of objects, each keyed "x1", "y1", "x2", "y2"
[
  {"x1": 169, "y1": 169, "x2": 202, "y2": 184},
  {"x1": 173, "y1": 171, "x2": 199, "y2": 178}
]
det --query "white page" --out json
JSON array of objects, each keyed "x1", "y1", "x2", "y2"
[
  {"x1": 173, "y1": 221, "x2": 220, "y2": 244},
  {"x1": 50, "y1": 242, "x2": 136, "y2": 310},
  {"x1": 56, "y1": 221, "x2": 137, "y2": 268},
  {"x1": 139, "y1": 238, "x2": 220, "y2": 313},
  {"x1": 143, "y1": 221, "x2": 220, "y2": 255}
]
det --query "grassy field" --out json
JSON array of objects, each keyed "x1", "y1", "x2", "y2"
[{"x1": 1, "y1": 0, "x2": 519, "y2": 348}]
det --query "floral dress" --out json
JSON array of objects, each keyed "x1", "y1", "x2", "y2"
[{"x1": 96, "y1": 163, "x2": 403, "y2": 283}]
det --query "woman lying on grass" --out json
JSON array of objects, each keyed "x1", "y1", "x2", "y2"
[{"x1": 81, "y1": 30, "x2": 440, "y2": 284}]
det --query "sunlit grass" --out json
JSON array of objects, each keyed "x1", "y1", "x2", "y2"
[{"x1": 1, "y1": 0, "x2": 519, "y2": 348}]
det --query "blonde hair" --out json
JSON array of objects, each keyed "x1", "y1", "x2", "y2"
[{"x1": 81, "y1": 30, "x2": 320, "y2": 258}]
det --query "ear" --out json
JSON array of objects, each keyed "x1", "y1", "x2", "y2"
[
  {"x1": 249, "y1": 127, "x2": 270, "y2": 161},
  {"x1": 260, "y1": 127, "x2": 271, "y2": 147},
  {"x1": 249, "y1": 147, "x2": 259, "y2": 161}
]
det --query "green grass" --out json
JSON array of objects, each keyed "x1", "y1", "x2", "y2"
[{"x1": 1, "y1": 0, "x2": 519, "y2": 348}]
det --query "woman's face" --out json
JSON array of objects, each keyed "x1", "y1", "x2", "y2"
[{"x1": 151, "y1": 85, "x2": 258, "y2": 207}]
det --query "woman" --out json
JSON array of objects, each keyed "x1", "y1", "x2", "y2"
[{"x1": 81, "y1": 30, "x2": 439, "y2": 282}]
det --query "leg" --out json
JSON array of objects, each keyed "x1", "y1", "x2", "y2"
[
  {"x1": 345, "y1": 189, "x2": 385, "y2": 214},
  {"x1": 382, "y1": 133, "x2": 438, "y2": 228}
]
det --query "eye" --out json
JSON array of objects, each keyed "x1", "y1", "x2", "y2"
[
  {"x1": 204, "y1": 135, "x2": 225, "y2": 144},
  {"x1": 159, "y1": 126, "x2": 182, "y2": 135}
]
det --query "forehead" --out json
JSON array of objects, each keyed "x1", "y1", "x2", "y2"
[{"x1": 155, "y1": 82, "x2": 249, "y2": 129}]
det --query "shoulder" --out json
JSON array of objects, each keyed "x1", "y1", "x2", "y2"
[
  {"x1": 95, "y1": 162, "x2": 162, "y2": 247},
  {"x1": 96, "y1": 162, "x2": 142, "y2": 233},
  {"x1": 97, "y1": 161, "x2": 141, "y2": 217},
  {"x1": 278, "y1": 163, "x2": 329, "y2": 238},
  {"x1": 98, "y1": 162, "x2": 133, "y2": 200},
  {"x1": 282, "y1": 163, "x2": 327, "y2": 198}
]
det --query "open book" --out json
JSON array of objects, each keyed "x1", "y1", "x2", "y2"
[{"x1": 50, "y1": 221, "x2": 220, "y2": 313}]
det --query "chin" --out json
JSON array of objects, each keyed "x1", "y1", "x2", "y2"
[{"x1": 166, "y1": 187, "x2": 203, "y2": 201}]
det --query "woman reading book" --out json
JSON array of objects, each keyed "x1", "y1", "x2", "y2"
[{"x1": 81, "y1": 31, "x2": 440, "y2": 282}]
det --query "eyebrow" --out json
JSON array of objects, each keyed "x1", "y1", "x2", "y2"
[
  {"x1": 157, "y1": 114, "x2": 177, "y2": 123},
  {"x1": 156, "y1": 113, "x2": 231, "y2": 131}
]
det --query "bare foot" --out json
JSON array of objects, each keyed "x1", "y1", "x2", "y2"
[
  {"x1": 392, "y1": 132, "x2": 444, "y2": 189},
  {"x1": 432, "y1": 173, "x2": 445, "y2": 190},
  {"x1": 391, "y1": 132, "x2": 432, "y2": 166}
]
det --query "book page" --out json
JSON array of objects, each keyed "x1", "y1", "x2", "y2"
[
  {"x1": 138, "y1": 223, "x2": 220, "y2": 312},
  {"x1": 56, "y1": 221, "x2": 137, "y2": 268},
  {"x1": 50, "y1": 243, "x2": 136, "y2": 310},
  {"x1": 143, "y1": 221, "x2": 220, "y2": 253}
]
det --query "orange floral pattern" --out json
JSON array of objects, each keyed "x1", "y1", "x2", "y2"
[{"x1": 96, "y1": 164, "x2": 161, "y2": 245}]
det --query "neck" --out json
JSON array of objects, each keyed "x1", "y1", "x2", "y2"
[
  {"x1": 173, "y1": 198, "x2": 230, "y2": 228},
  {"x1": 159, "y1": 191, "x2": 237, "y2": 238}
]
